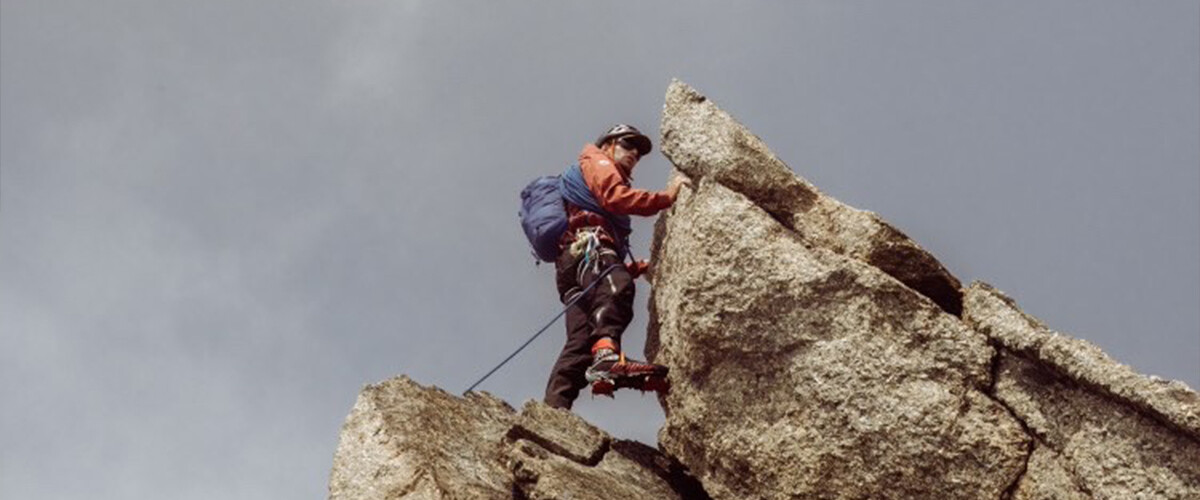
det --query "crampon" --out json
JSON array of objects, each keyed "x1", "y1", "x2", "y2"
[{"x1": 587, "y1": 352, "x2": 670, "y2": 398}]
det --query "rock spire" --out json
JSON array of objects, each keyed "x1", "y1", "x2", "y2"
[{"x1": 328, "y1": 80, "x2": 1199, "y2": 499}]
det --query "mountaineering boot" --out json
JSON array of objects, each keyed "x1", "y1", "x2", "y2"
[{"x1": 586, "y1": 350, "x2": 670, "y2": 398}]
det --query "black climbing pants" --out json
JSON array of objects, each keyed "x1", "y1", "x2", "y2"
[{"x1": 543, "y1": 244, "x2": 635, "y2": 409}]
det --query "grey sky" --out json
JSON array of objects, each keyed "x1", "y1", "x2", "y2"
[{"x1": 2, "y1": 2, "x2": 1196, "y2": 498}]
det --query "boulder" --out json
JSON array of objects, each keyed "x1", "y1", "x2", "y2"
[
  {"x1": 660, "y1": 80, "x2": 963, "y2": 316},
  {"x1": 649, "y1": 80, "x2": 1199, "y2": 500},
  {"x1": 964, "y1": 282, "x2": 1200, "y2": 439},
  {"x1": 328, "y1": 376, "x2": 517, "y2": 499},
  {"x1": 328, "y1": 377, "x2": 708, "y2": 499},
  {"x1": 648, "y1": 176, "x2": 1028, "y2": 499},
  {"x1": 965, "y1": 283, "x2": 1200, "y2": 499},
  {"x1": 329, "y1": 80, "x2": 1200, "y2": 500}
]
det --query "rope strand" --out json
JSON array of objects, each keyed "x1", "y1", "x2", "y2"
[{"x1": 463, "y1": 263, "x2": 622, "y2": 395}]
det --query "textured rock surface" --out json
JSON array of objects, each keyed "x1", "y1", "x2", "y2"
[
  {"x1": 660, "y1": 80, "x2": 963, "y2": 316},
  {"x1": 648, "y1": 176, "x2": 1029, "y2": 499},
  {"x1": 507, "y1": 440, "x2": 681, "y2": 500},
  {"x1": 503, "y1": 400, "x2": 698, "y2": 500},
  {"x1": 506, "y1": 401, "x2": 609, "y2": 466},
  {"x1": 328, "y1": 376, "x2": 517, "y2": 499},
  {"x1": 965, "y1": 283, "x2": 1200, "y2": 499},
  {"x1": 330, "y1": 80, "x2": 1200, "y2": 500},
  {"x1": 506, "y1": 418, "x2": 707, "y2": 500},
  {"x1": 650, "y1": 80, "x2": 1199, "y2": 499},
  {"x1": 964, "y1": 282, "x2": 1200, "y2": 439},
  {"x1": 1011, "y1": 446, "x2": 1089, "y2": 500},
  {"x1": 329, "y1": 378, "x2": 707, "y2": 499}
]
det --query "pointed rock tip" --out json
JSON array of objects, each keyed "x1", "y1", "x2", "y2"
[
  {"x1": 666, "y1": 79, "x2": 705, "y2": 103},
  {"x1": 365, "y1": 374, "x2": 513, "y2": 411}
]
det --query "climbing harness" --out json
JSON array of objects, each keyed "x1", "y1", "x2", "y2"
[
  {"x1": 463, "y1": 262, "x2": 623, "y2": 395},
  {"x1": 570, "y1": 228, "x2": 612, "y2": 283}
]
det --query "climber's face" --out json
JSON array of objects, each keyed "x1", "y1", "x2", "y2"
[{"x1": 611, "y1": 139, "x2": 641, "y2": 173}]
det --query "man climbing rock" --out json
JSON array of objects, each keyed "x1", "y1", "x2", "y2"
[{"x1": 545, "y1": 124, "x2": 690, "y2": 410}]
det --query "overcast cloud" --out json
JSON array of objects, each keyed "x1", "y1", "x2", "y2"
[{"x1": 2, "y1": 2, "x2": 1197, "y2": 499}]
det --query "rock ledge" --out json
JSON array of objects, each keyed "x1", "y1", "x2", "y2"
[{"x1": 328, "y1": 376, "x2": 709, "y2": 500}]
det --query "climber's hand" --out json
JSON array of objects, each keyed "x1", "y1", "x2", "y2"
[
  {"x1": 666, "y1": 174, "x2": 692, "y2": 202},
  {"x1": 627, "y1": 260, "x2": 651, "y2": 281}
]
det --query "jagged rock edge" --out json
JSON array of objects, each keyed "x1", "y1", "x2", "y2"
[
  {"x1": 503, "y1": 425, "x2": 611, "y2": 467},
  {"x1": 655, "y1": 81, "x2": 1198, "y2": 498},
  {"x1": 968, "y1": 283, "x2": 1200, "y2": 444},
  {"x1": 504, "y1": 423, "x2": 713, "y2": 499},
  {"x1": 651, "y1": 127, "x2": 1049, "y2": 499},
  {"x1": 1000, "y1": 339, "x2": 1200, "y2": 446},
  {"x1": 968, "y1": 283, "x2": 1200, "y2": 498},
  {"x1": 498, "y1": 397, "x2": 712, "y2": 498},
  {"x1": 651, "y1": 176, "x2": 1031, "y2": 499},
  {"x1": 331, "y1": 376, "x2": 712, "y2": 499},
  {"x1": 659, "y1": 79, "x2": 964, "y2": 317}
]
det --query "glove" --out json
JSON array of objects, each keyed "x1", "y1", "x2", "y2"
[{"x1": 626, "y1": 260, "x2": 651, "y2": 280}]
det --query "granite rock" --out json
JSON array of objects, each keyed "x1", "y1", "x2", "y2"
[
  {"x1": 964, "y1": 282, "x2": 1200, "y2": 439},
  {"x1": 660, "y1": 79, "x2": 963, "y2": 316},
  {"x1": 650, "y1": 80, "x2": 1199, "y2": 499},
  {"x1": 648, "y1": 176, "x2": 1028, "y2": 499},
  {"x1": 965, "y1": 283, "x2": 1200, "y2": 499},
  {"x1": 329, "y1": 80, "x2": 1200, "y2": 500},
  {"x1": 329, "y1": 378, "x2": 707, "y2": 499}
]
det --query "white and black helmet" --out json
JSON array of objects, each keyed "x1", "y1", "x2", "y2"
[{"x1": 595, "y1": 124, "x2": 652, "y2": 156}]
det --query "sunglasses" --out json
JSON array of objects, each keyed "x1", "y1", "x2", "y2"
[{"x1": 616, "y1": 137, "x2": 644, "y2": 156}]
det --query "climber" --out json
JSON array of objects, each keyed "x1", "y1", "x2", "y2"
[{"x1": 544, "y1": 124, "x2": 691, "y2": 410}]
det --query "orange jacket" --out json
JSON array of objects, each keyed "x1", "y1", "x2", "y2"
[{"x1": 559, "y1": 144, "x2": 674, "y2": 273}]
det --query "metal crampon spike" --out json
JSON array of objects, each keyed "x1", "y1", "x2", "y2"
[{"x1": 591, "y1": 379, "x2": 615, "y2": 398}]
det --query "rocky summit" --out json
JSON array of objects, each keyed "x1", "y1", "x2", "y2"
[
  {"x1": 328, "y1": 80, "x2": 1199, "y2": 499},
  {"x1": 328, "y1": 376, "x2": 708, "y2": 500}
]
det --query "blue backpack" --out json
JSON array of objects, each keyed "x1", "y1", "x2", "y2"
[
  {"x1": 519, "y1": 165, "x2": 634, "y2": 263},
  {"x1": 519, "y1": 175, "x2": 569, "y2": 262}
]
